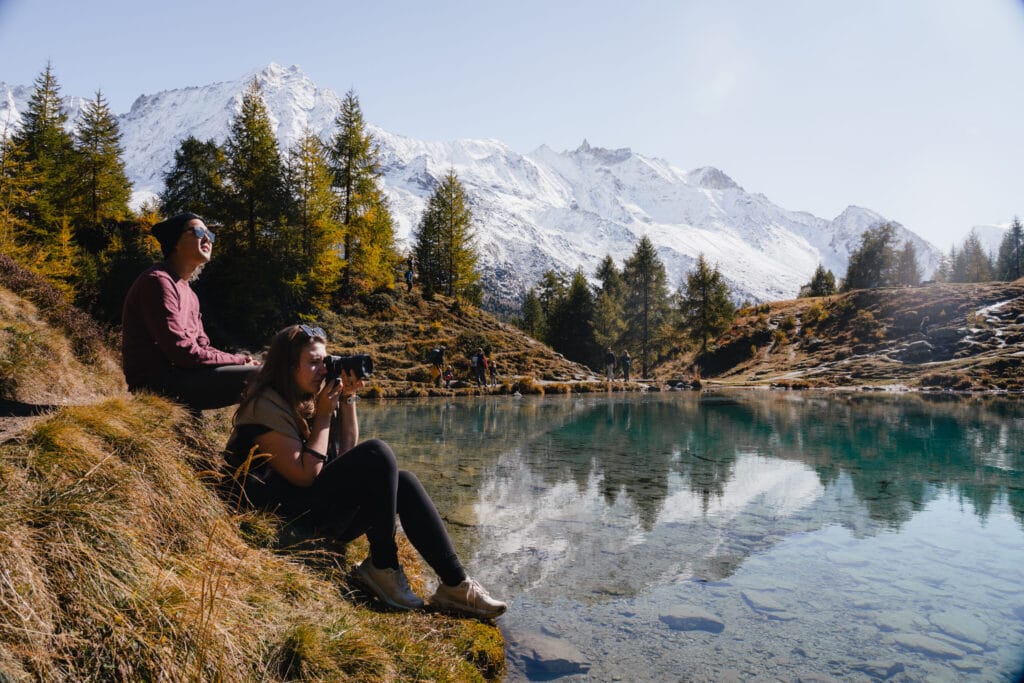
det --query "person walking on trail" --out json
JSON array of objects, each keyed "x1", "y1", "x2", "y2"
[
  {"x1": 404, "y1": 264, "x2": 414, "y2": 293},
  {"x1": 604, "y1": 347, "x2": 616, "y2": 381},
  {"x1": 223, "y1": 324, "x2": 506, "y2": 617},
  {"x1": 620, "y1": 350, "x2": 632, "y2": 382},
  {"x1": 474, "y1": 349, "x2": 488, "y2": 388},
  {"x1": 428, "y1": 345, "x2": 446, "y2": 386},
  {"x1": 489, "y1": 356, "x2": 498, "y2": 387},
  {"x1": 121, "y1": 212, "x2": 259, "y2": 412}
]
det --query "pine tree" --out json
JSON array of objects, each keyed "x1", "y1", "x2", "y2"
[
  {"x1": 284, "y1": 129, "x2": 343, "y2": 310},
  {"x1": 10, "y1": 62, "x2": 76, "y2": 241},
  {"x1": 595, "y1": 254, "x2": 623, "y2": 298},
  {"x1": 412, "y1": 169, "x2": 479, "y2": 300},
  {"x1": 950, "y1": 231, "x2": 993, "y2": 283},
  {"x1": 894, "y1": 241, "x2": 923, "y2": 286},
  {"x1": 72, "y1": 90, "x2": 131, "y2": 231},
  {"x1": 546, "y1": 269, "x2": 599, "y2": 366},
  {"x1": 995, "y1": 217, "x2": 1023, "y2": 281},
  {"x1": 519, "y1": 287, "x2": 545, "y2": 339},
  {"x1": 842, "y1": 223, "x2": 898, "y2": 290},
  {"x1": 798, "y1": 264, "x2": 837, "y2": 298},
  {"x1": 160, "y1": 136, "x2": 228, "y2": 220},
  {"x1": 621, "y1": 236, "x2": 670, "y2": 376},
  {"x1": 329, "y1": 89, "x2": 395, "y2": 295},
  {"x1": 679, "y1": 253, "x2": 735, "y2": 354},
  {"x1": 224, "y1": 79, "x2": 285, "y2": 253}
]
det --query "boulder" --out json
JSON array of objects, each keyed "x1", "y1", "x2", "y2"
[{"x1": 508, "y1": 630, "x2": 591, "y2": 678}]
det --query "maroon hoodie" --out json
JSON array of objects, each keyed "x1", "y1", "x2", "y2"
[{"x1": 121, "y1": 263, "x2": 248, "y2": 388}]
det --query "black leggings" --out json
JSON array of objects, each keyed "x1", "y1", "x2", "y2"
[{"x1": 250, "y1": 438, "x2": 466, "y2": 586}]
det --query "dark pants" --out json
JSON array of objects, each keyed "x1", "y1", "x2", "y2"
[
  {"x1": 133, "y1": 364, "x2": 258, "y2": 411},
  {"x1": 243, "y1": 439, "x2": 466, "y2": 586}
]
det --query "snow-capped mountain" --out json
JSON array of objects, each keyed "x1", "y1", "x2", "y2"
[
  {"x1": 969, "y1": 223, "x2": 1009, "y2": 258},
  {"x1": 1, "y1": 63, "x2": 942, "y2": 306}
]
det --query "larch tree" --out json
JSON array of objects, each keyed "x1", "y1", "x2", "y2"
[
  {"x1": 950, "y1": 231, "x2": 993, "y2": 283},
  {"x1": 284, "y1": 129, "x2": 343, "y2": 311},
  {"x1": 679, "y1": 253, "x2": 735, "y2": 354},
  {"x1": 329, "y1": 89, "x2": 395, "y2": 295},
  {"x1": 621, "y1": 236, "x2": 670, "y2": 377},
  {"x1": 592, "y1": 254, "x2": 626, "y2": 352},
  {"x1": 0, "y1": 130, "x2": 40, "y2": 261},
  {"x1": 518, "y1": 287, "x2": 545, "y2": 339},
  {"x1": 412, "y1": 169, "x2": 479, "y2": 300}
]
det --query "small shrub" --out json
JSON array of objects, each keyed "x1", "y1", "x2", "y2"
[
  {"x1": 804, "y1": 302, "x2": 827, "y2": 327},
  {"x1": 780, "y1": 315, "x2": 797, "y2": 331}
]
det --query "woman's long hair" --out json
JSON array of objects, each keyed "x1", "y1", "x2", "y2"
[{"x1": 234, "y1": 325, "x2": 326, "y2": 440}]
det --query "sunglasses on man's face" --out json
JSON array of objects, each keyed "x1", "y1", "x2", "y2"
[
  {"x1": 299, "y1": 324, "x2": 326, "y2": 340},
  {"x1": 191, "y1": 225, "x2": 216, "y2": 242}
]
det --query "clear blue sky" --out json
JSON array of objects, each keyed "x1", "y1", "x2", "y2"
[{"x1": 2, "y1": 0, "x2": 1022, "y2": 249}]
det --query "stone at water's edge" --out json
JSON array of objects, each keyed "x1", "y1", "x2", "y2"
[
  {"x1": 507, "y1": 630, "x2": 591, "y2": 677},
  {"x1": 658, "y1": 605, "x2": 725, "y2": 633}
]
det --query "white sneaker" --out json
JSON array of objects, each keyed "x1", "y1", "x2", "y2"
[
  {"x1": 354, "y1": 558, "x2": 424, "y2": 611},
  {"x1": 430, "y1": 577, "x2": 507, "y2": 619}
]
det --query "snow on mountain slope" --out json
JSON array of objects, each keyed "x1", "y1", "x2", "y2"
[{"x1": 1, "y1": 63, "x2": 943, "y2": 306}]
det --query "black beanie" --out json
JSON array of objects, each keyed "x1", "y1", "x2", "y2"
[{"x1": 152, "y1": 212, "x2": 202, "y2": 258}]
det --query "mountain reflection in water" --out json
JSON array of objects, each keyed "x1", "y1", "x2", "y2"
[{"x1": 360, "y1": 392, "x2": 1024, "y2": 681}]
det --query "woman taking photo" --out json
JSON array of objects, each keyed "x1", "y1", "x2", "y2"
[{"x1": 224, "y1": 324, "x2": 506, "y2": 618}]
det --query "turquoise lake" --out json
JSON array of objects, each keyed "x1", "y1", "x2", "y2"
[{"x1": 359, "y1": 392, "x2": 1024, "y2": 682}]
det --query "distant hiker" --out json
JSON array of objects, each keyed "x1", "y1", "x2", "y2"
[
  {"x1": 620, "y1": 350, "x2": 632, "y2": 382},
  {"x1": 489, "y1": 356, "x2": 498, "y2": 386},
  {"x1": 919, "y1": 315, "x2": 931, "y2": 336},
  {"x1": 121, "y1": 212, "x2": 258, "y2": 412},
  {"x1": 443, "y1": 366, "x2": 454, "y2": 389},
  {"x1": 222, "y1": 324, "x2": 506, "y2": 617},
  {"x1": 428, "y1": 345, "x2": 446, "y2": 386},
  {"x1": 475, "y1": 349, "x2": 488, "y2": 388},
  {"x1": 404, "y1": 264, "x2": 414, "y2": 292},
  {"x1": 605, "y1": 347, "x2": 616, "y2": 381}
]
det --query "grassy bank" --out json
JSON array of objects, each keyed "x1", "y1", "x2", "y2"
[{"x1": 0, "y1": 395, "x2": 504, "y2": 681}]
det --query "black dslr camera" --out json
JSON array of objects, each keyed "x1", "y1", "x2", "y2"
[{"x1": 324, "y1": 354, "x2": 374, "y2": 380}]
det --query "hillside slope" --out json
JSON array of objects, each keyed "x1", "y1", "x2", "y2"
[{"x1": 656, "y1": 279, "x2": 1024, "y2": 391}]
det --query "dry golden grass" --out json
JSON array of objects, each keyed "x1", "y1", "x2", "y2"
[{"x1": 0, "y1": 395, "x2": 504, "y2": 682}]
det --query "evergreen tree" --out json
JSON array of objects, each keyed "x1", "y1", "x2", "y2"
[
  {"x1": 519, "y1": 287, "x2": 545, "y2": 339},
  {"x1": 160, "y1": 136, "x2": 228, "y2": 220},
  {"x1": 0, "y1": 130, "x2": 40, "y2": 261},
  {"x1": 621, "y1": 236, "x2": 670, "y2": 376},
  {"x1": 592, "y1": 255, "x2": 626, "y2": 352},
  {"x1": 284, "y1": 129, "x2": 343, "y2": 310},
  {"x1": 798, "y1": 264, "x2": 837, "y2": 298},
  {"x1": 535, "y1": 270, "x2": 568, "y2": 319},
  {"x1": 995, "y1": 217, "x2": 1023, "y2": 281},
  {"x1": 894, "y1": 241, "x2": 923, "y2": 286},
  {"x1": 224, "y1": 79, "x2": 285, "y2": 253},
  {"x1": 412, "y1": 169, "x2": 479, "y2": 299},
  {"x1": 72, "y1": 90, "x2": 131, "y2": 231},
  {"x1": 329, "y1": 89, "x2": 395, "y2": 295},
  {"x1": 679, "y1": 253, "x2": 735, "y2": 354},
  {"x1": 842, "y1": 223, "x2": 898, "y2": 290},
  {"x1": 950, "y1": 231, "x2": 993, "y2": 283},
  {"x1": 10, "y1": 62, "x2": 76, "y2": 241},
  {"x1": 595, "y1": 254, "x2": 623, "y2": 298},
  {"x1": 546, "y1": 269, "x2": 599, "y2": 366}
]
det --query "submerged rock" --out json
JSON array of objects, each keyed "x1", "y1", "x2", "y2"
[
  {"x1": 508, "y1": 630, "x2": 591, "y2": 678},
  {"x1": 658, "y1": 605, "x2": 725, "y2": 633},
  {"x1": 929, "y1": 611, "x2": 990, "y2": 647},
  {"x1": 891, "y1": 633, "x2": 963, "y2": 659}
]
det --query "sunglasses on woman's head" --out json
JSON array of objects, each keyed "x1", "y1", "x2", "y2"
[
  {"x1": 191, "y1": 225, "x2": 215, "y2": 242},
  {"x1": 299, "y1": 324, "x2": 326, "y2": 340}
]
